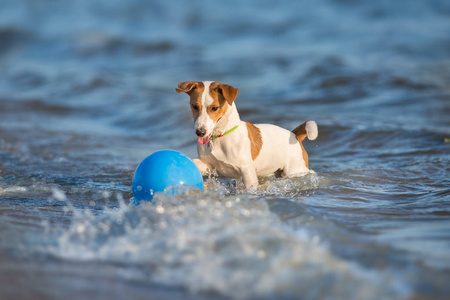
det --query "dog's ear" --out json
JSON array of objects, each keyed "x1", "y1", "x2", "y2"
[
  {"x1": 213, "y1": 82, "x2": 239, "y2": 105},
  {"x1": 176, "y1": 81, "x2": 199, "y2": 95}
]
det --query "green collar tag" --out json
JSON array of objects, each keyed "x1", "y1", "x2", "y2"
[{"x1": 211, "y1": 125, "x2": 239, "y2": 140}]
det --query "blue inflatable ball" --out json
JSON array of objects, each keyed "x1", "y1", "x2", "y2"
[{"x1": 132, "y1": 150, "x2": 203, "y2": 201}]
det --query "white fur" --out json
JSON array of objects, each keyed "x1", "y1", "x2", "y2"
[
  {"x1": 253, "y1": 124, "x2": 308, "y2": 177},
  {"x1": 194, "y1": 81, "x2": 215, "y2": 136},
  {"x1": 306, "y1": 121, "x2": 318, "y2": 140},
  {"x1": 192, "y1": 81, "x2": 317, "y2": 190}
]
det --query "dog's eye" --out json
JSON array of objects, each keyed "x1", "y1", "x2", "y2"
[
  {"x1": 211, "y1": 106, "x2": 219, "y2": 112},
  {"x1": 192, "y1": 104, "x2": 199, "y2": 111}
]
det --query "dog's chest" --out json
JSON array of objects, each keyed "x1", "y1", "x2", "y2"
[{"x1": 198, "y1": 142, "x2": 243, "y2": 179}]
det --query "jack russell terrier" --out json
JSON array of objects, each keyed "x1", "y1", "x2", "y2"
[{"x1": 176, "y1": 81, "x2": 318, "y2": 190}]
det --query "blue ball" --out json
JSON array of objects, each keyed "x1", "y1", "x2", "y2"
[{"x1": 132, "y1": 150, "x2": 203, "y2": 201}]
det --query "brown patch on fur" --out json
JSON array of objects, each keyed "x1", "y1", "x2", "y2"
[
  {"x1": 176, "y1": 81, "x2": 204, "y2": 95},
  {"x1": 206, "y1": 82, "x2": 230, "y2": 123},
  {"x1": 245, "y1": 121, "x2": 263, "y2": 161},
  {"x1": 176, "y1": 81, "x2": 205, "y2": 122},
  {"x1": 292, "y1": 121, "x2": 309, "y2": 168},
  {"x1": 210, "y1": 82, "x2": 239, "y2": 105},
  {"x1": 292, "y1": 121, "x2": 308, "y2": 142},
  {"x1": 300, "y1": 142, "x2": 309, "y2": 169},
  {"x1": 176, "y1": 81, "x2": 238, "y2": 124}
]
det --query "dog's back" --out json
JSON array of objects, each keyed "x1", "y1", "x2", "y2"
[{"x1": 252, "y1": 121, "x2": 317, "y2": 177}]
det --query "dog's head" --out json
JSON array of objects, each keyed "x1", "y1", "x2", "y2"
[{"x1": 176, "y1": 81, "x2": 239, "y2": 144}]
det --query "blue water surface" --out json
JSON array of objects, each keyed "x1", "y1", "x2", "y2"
[{"x1": 0, "y1": 0, "x2": 449, "y2": 299}]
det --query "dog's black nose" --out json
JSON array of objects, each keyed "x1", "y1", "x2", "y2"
[{"x1": 196, "y1": 128, "x2": 206, "y2": 137}]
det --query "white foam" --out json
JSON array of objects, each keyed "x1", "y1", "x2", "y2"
[
  {"x1": 51, "y1": 187, "x2": 68, "y2": 202},
  {"x1": 49, "y1": 185, "x2": 405, "y2": 299},
  {"x1": 258, "y1": 172, "x2": 320, "y2": 197},
  {"x1": 0, "y1": 186, "x2": 28, "y2": 195}
]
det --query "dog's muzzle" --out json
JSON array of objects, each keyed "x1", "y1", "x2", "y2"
[{"x1": 196, "y1": 128, "x2": 206, "y2": 137}]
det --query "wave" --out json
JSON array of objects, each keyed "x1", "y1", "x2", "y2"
[{"x1": 40, "y1": 183, "x2": 407, "y2": 299}]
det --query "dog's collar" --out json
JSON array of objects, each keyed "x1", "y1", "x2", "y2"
[{"x1": 211, "y1": 125, "x2": 239, "y2": 140}]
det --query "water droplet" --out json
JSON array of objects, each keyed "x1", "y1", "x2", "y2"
[
  {"x1": 76, "y1": 224, "x2": 85, "y2": 234},
  {"x1": 156, "y1": 206, "x2": 165, "y2": 214}
]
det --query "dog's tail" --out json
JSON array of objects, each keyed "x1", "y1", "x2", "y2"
[{"x1": 292, "y1": 120, "x2": 318, "y2": 142}]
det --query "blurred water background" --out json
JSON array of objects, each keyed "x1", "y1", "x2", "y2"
[{"x1": 0, "y1": 0, "x2": 449, "y2": 299}]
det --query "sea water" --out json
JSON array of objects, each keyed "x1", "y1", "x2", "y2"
[{"x1": 1, "y1": 0, "x2": 449, "y2": 299}]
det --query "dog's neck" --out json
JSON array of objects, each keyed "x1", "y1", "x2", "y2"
[{"x1": 212, "y1": 102, "x2": 241, "y2": 136}]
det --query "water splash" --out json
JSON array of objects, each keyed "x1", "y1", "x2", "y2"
[
  {"x1": 258, "y1": 172, "x2": 320, "y2": 197},
  {"x1": 47, "y1": 183, "x2": 406, "y2": 299}
]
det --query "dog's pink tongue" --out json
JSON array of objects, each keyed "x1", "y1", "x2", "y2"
[{"x1": 197, "y1": 135, "x2": 210, "y2": 144}]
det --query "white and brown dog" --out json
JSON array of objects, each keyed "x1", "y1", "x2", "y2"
[{"x1": 176, "y1": 81, "x2": 318, "y2": 190}]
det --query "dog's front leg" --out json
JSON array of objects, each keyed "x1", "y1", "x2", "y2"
[
  {"x1": 240, "y1": 166, "x2": 258, "y2": 190},
  {"x1": 193, "y1": 158, "x2": 212, "y2": 176}
]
